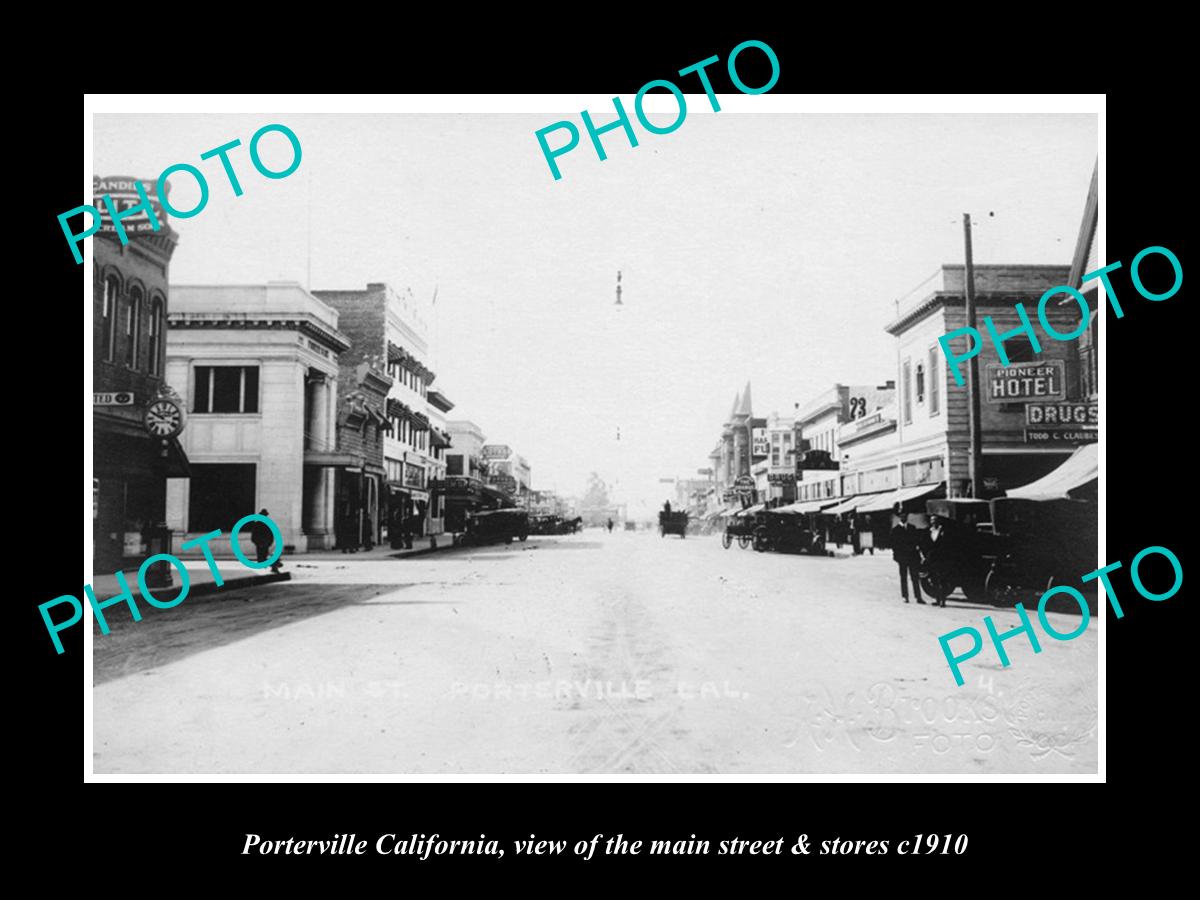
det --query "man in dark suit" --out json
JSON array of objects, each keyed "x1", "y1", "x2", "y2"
[{"x1": 890, "y1": 508, "x2": 925, "y2": 604}]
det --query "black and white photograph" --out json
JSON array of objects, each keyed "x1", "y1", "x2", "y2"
[{"x1": 84, "y1": 97, "x2": 1102, "y2": 776}]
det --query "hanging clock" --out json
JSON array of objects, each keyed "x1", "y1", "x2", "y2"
[{"x1": 144, "y1": 397, "x2": 184, "y2": 438}]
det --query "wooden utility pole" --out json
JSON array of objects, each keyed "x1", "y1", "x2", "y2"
[{"x1": 963, "y1": 213, "x2": 983, "y2": 498}]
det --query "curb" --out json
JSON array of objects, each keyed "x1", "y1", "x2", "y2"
[{"x1": 190, "y1": 571, "x2": 292, "y2": 596}]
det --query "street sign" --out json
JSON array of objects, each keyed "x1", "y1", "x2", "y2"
[
  {"x1": 734, "y1": 475, "x2": 755, "y2": 496},
  {"x1": 94, "y1": 391, "x2": 134, "y2": 406},
  {"x1": 1025, "y1": 401, "x2": 1097, "y2": 427},
  {"x1": 1024, "y1": 429, "x2": 1098, "y2": 445},
  {"x1": 986, "y1": 361, "x2": 1065, "y2": 403}
]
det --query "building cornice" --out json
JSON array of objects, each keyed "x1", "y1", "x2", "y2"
[{"x1": 167, "y1": 312, "x2": 351, "y2": 353}]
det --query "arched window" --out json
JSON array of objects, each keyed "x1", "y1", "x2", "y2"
[
  {"x1": 126, "y1": 287, "x2": 143, "y2": 368},
  {"x1": 148, "y1": 296, "x2": 164, "y2": 376},
  {"x1": 102, "y1": 276, "x2": 119, "y2": 362}
]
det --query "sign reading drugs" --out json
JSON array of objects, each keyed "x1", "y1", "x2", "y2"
[
  {"x1": 986, "y1": 361, "x2": 1065, "y2": 403},
  {"x1": 1025, "y1": 402, "x2": 1098, "y2": 428}
]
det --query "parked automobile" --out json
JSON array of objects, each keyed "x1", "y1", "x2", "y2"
[{"x1": 460, "y1": 509, "x2": 529, "y2": 545}]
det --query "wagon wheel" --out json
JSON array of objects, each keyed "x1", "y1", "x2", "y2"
[
  {"x1": 722, "y1": 532, "x2": 732, "y2": 549},
  {"x1": 738, "y1": 535, "x2": 751, "y2": 549}
]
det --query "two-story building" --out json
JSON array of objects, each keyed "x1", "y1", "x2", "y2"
[
  {"x1": 792, "y1": 383, "x2": 896, "y2": 508},
  {"x1": 165, "y1": 282, "x2": 349, "y2": 554},
  {"x1": 885, "y1": 264, "x2": 1091, "y2": 501},
  {"x1": 92, "y1": 187, "x2": 190, "y2": 577}
]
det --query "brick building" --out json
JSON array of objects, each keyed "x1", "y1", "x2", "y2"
[
  {"x1": 329, "y1": 355, "x2": 393, "y2": 550},
  {"x1": 314, "y1": 283, "x2": 443, "y2": 547},
  {"x1": 93, "y1": 204, "x2": 190, "y2": 575}
]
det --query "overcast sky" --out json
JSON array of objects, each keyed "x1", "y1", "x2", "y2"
[{"x1": 94, "y1": 111, "x2": 1096, "y2": 514}]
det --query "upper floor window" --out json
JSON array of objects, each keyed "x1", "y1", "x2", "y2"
[
  {"x1": 148, "y1": 297, "x2": 164, "y2": 376},
  {"x1": 928, "y1": 347, "x2": 940, "y2": 415},
  {"x1": 902, "y1": 359, "x2": 913, "y2": 425},
  {"x1": 1001, "y1": 336, "x2": 1036, "y2": 364},
  {"x1": 194, "y1": 365, "x2": 260, "y2": 413},
  {"x1": 915, "y1": 362, "x2": 926, "y2": 405},
  {"x1": 125, "y1": 288, "x2": 143, "y2": 368},
  {"x1": 102, "y1": 276, "x2": 119, "y2": 362}
]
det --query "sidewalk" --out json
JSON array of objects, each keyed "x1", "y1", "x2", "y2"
[
  {"x1": 88, "y1": 559, "x2": 290, "y2": 604},
  {"x1": 86, "y1": 536, "x2": 458, "y2": 604}
]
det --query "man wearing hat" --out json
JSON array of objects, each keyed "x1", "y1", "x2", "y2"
[{"x1": 890, "y1": 503, "x2": 924, "y2": 604}]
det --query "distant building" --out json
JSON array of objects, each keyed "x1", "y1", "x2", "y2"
[
  {"x1": 439, "y1": 421, "x2": 510, "y2": 531},
  {"x1": 793, "y1": 383, "x2": 895, "y2": 504},
  {"x1": 165, "y1": 282, "x2": 349, "y2": 554}
]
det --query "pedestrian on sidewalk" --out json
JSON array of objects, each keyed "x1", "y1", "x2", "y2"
[
  {"x1": 606, "y1": 518, "x2": 614, "y2": 534},
  {"x1": 890, "y1": 506, "x2": 924, "y2": 605},
  {"x1": 250, "y1": 509, "x2": 283, "y2": 573}
]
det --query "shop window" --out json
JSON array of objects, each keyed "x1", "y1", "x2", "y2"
[
  {"x1": 148, "y1": 297, "x2": 164, "y2": 376},
  {"x1": 188, "y1": 463, "x2": 256, "y2": 532},
  {"x1": 101, "y1": 276, "x2": 119, "y2": 362},
  {"x1": 194, "y1": 366, "x2": 260, "y2": 413},
  {"x1": 125, "y1": 288, "x2": 143, "y2": 368},
  {"x1": 928, "y1": 346, "x2": 940, "y2": 415}
]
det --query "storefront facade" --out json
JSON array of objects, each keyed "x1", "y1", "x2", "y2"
[
  {"x1": 93, "y1": 216, "x2": 190, "y2": 576},
  {"x1": 165, "y1": 282, "x2": 348, "y2": 554},
  {"x1": 885, "y1": 264, "x2": 1094, "y2": 500}
]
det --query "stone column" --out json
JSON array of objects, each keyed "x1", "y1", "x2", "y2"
[{"x1": 303, "y1": 372, "x2": 332, "y2": 547}]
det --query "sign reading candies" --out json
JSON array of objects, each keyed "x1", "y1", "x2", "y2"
[{"x1": 59, "y1": 123, "x2": 302, "y2": 263}]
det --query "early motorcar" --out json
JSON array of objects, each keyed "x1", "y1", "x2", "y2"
[{"x1": 460, "y1": 508, "x2": 529, "y2": 545}]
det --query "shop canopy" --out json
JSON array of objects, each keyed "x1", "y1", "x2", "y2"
[
  {"x1": 734, "y1": 503, "x2": 765, "y2": 517},
  {"x1": 1005, "y1": 444, "x2": 1098, "y2": 501},
  {"x1": 823, "y1": 494, "x2": 872, "y2": 516},
  {"x1": 776, "y1": 498, "x2": 843, "y2": 514},
  {"x1": 857, "y1": 483, "x2": 943, "y2": 514}
]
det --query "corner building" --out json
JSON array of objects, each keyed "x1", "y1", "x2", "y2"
[
  {"x1": 165, "y1": 282, "x2": 348, "y2": 554},
  {"x1": 93, "y1": 219, "x2": 190, "y2": 574}
]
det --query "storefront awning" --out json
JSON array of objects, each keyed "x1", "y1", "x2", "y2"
[
  {"x1": 824, "y1": 494, "x2": 871, "y2": 515},
  {"x1": 734, "y1": 503, "x2": 765, "y2": 517},
  {"x1": 858, "y1": 483, "x2": 943, "y2": 514},
  {"x1": 857, "y1": 488, "x2": 905, "y2": 514},
  {"x1": 1006, "y1": 444, "x2": 1098, "y2": 501},
  {"x1": 163, "y1": 436, "x2": 190, "y2": 478},
  {"x1": 777, "y1": 498, "x2": 843, "y2": 514}
]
